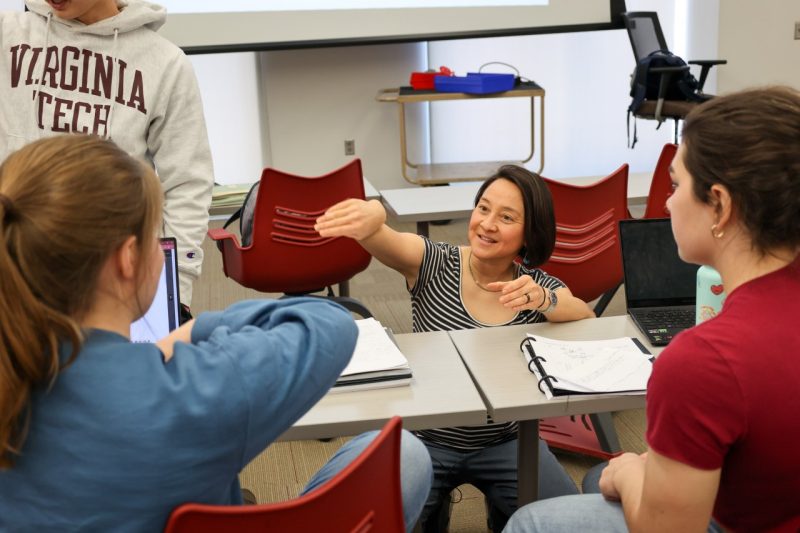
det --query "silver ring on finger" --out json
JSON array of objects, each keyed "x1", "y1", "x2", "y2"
[{"x1": 524, "y1": 292, "x2": 531, "y2": 304}]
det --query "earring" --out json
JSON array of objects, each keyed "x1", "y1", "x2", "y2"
[{"x1": 710, "y1": 224, "x2": 725, "y2": 239}]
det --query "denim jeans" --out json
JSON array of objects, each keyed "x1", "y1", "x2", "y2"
[
  {"x1": 504, "y1": 463, "x2": 724, "y2": 533},
  {"x1": 301, "y1": 429, "x2": 433, "y2": 533},
  {"x1": 419, "y1": 438, "x2": 578, "y2": 532}
]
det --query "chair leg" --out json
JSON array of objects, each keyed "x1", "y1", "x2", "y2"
[
  {"x1": 329, "y1": 296, "x2": 373, "y2": 319},
  {"x1": 280, "y1": 292, "x2": 373, "y2": 319},
  {"x1": 592, "y1": 280, "x2": 622, "y2": 317},
  {"x1": 338, "y1": 279, "x2": 350, "y2": 298},
  {"x1": 589, "y1": 412, "x2": 621, "y2": 454}
]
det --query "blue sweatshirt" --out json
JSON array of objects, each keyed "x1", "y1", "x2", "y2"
[{"x1": 0, "y1": 298, "x2": 357, "y2": 532}]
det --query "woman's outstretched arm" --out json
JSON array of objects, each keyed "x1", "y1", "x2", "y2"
[{"x1": 316, "y1": 199, "x2": 425, "y2": 287}]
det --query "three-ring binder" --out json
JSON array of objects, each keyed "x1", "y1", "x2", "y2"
[
  {"x1": 520, "y1": 337, "x2": 560, "y2": 395},
  {"x1": 519, "y1": 334, "x2": 653, "y2": 399}
]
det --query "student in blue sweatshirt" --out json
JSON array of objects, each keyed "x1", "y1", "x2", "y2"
[{"x1": 0, "y1": 135, "x2": 432, "y2": 532}]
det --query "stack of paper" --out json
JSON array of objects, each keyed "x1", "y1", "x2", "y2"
[
  {"x1": 332, "y1": 318, "x2": 412, "y2": 393},
  {"x1": 210, "y1": 183, "x2": 253, "y2": 210},
  {"x1": 522, "y1": 335, "x2": 652, "y2": 400}
]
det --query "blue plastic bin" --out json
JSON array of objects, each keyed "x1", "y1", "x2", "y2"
[{"x1": 434, "y1": 72, "x2": 516, "y2": 94}]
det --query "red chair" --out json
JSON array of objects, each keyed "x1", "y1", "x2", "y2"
[
  {"x1": 164, "y1": 417, "x2": 405, "y2": 533},
  {"x1": 540, "y1": 164, "x2": 629, "y2": 317},
  {"x1": 642, "y1": 143, "x2": 677, "y2": 219},
  {"x1": 539, "y1": 165, "x2": 630, "y2": 460},
  {"x1": 207, "y1": 159, "x2": 372, "y2": 316}
]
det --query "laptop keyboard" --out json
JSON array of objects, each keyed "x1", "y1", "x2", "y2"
[
  {"x1": 633, "y1": 308, "x2": 695, "y2": 346},
  {"x1": 637, "y1": 309, "x2": 695, "y2": 329}
]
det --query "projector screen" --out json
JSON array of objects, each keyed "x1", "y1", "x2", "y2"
[{"x1": 158, "y1": 0, "x2": 626, "y2": 54}]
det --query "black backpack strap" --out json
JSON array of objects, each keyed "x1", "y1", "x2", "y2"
[
  {"x1": 627, "y1": 110, "x2": 638, "y2": 149},
  {"x1": 628, "y1": 59, "x2": 649, "y2": 115},
  {"x1": 223, "y1": 207, "x2": 242, "y2": 230}
]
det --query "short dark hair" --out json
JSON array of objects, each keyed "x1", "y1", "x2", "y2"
[
  {"x1": 681, "y1": 86, "x2": 800, "y2": 255},
  {"x1": 474, "y1": 165, "x2": 556, "y2": 267}
]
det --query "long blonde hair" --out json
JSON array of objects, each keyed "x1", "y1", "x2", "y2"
[{"x1": 0, "y1": 135, "x2": 162, "y2": 469}]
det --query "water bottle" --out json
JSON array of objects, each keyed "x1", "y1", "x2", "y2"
[{"x1": 696, "y1": 265, "x2": 726, "y2": 324}]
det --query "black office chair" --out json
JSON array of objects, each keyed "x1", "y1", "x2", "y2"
[{"x1": 622, "y1": 11, "x2": 726, "y2": 143}]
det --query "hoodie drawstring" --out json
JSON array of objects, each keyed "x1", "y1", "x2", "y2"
[
  {"x1": 105, "y1": 27, "x2": 119, "y2": 140},
  {"x1": 29, "y1": 11, "x2": 52, "y2": 141}
]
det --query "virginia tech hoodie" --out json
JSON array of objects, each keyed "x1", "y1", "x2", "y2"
[{"x1": 0, "y1": 0, "x2": 214, "y2": 305}]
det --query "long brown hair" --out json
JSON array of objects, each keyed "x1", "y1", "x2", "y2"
[{"x1": 0, "y1": 135, "x2": 162, "y2": 469}]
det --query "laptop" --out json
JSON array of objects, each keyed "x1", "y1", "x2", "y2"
[
  {"x1": 130, "y1": 238, "x2": 181, "y2": 343},
  {"x1": 619, "y1": 218, "x2": 698, "y2": 346}
]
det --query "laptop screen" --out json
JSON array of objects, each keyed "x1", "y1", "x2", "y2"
[
  {"x1": 130, "y1": 238, "x2": 181, "y2": 343},
  {"x1": 619, "y1": 218, "x2": 698, "y2": 309}
]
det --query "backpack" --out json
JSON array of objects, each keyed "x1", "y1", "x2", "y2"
[
  {"x1": 627, "y1": 50, "x2": 707, "y2": 147},
  {"x1": 223, "y1": 181, "x2": 259, "y2": 246}
]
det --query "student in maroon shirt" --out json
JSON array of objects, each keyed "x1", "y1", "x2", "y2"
[{"x1": 504, "y1": 86, "x2": 800, "y2": 532}]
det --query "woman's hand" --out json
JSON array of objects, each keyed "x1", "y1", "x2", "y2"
[
  {"x1": 598, "y1": 452, "x2": 647, "y2": 501},
  {"x1": 315, "y1": 199, "x2": 386, "y2": 242},
  {"x1": 156, "y1": 319, "x2": 195, "y2": 362},
  {"x1": 490, "y1": 275, "x2": 548, "y2": 312},
  {"x1": 492, "y1": 276, "x2": 594, "y2": 321}
]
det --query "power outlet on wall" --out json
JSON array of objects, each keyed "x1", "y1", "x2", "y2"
[
  {"x1": 344, "y1": 139, "x2": 355, "y2": 156},
  {"x1": 795, "y1": 21, "x2": 800, "y2": 40}
]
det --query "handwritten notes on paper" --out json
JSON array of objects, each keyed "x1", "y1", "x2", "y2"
[{"x1": 524, "y1": 334, "x2": 652, "y2": 399}]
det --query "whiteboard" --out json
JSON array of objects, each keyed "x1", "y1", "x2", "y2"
[{"x1": 157, "y1": 0, "x2": 624, "y2": 53}]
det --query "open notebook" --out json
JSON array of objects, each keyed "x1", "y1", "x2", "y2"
[
  {"x1": 521, "y1": 334, "x2": 653, "y2": 400},
  {"x1": 130, "y1": 238, "x2": 181, "y2": 343}
]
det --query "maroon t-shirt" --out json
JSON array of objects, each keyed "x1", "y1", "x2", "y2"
[{"x1": 646, "y1": 259, "x2": 800, "y2": 532}]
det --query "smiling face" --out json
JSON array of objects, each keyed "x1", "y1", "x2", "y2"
[
  {"x1": 46, "y1": 0, "x2": 119, "y2": 24},
  {"x1": 666, "y1": 143, "x2": 717, "y2": 265},
  {"x1": 468, "y1": 178, "x2": 525, "y2": 263}
]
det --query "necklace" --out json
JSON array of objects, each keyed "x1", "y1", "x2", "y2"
[{"x1": 467, "y1": 250, "x2": 513, "y2": 292}]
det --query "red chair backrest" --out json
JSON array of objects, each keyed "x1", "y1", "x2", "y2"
[
  {"x1": 214, "y1": 159, "x2": 371, "y2": 293},
  {"x1": 540, "y1": 165, "x2": 629, "y2": 303},
  {"x1": 164, "y1": 417, "x2": 405, "y2": 533},
  {"x1": 643, "y1": 143, "x2": 677, "y2": 219}
]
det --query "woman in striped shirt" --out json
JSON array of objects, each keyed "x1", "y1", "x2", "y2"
[{"x1": 316, "y1": 165, "x2": 594, "y2": 531}]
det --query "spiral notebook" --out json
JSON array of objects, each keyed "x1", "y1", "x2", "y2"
[{"x1": 520, "y1": 334, "x2": 653, "y2": 400}]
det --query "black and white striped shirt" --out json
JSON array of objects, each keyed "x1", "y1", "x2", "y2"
[{"x1": 411, "y1": 239, "x2": 565, "y2": 451}]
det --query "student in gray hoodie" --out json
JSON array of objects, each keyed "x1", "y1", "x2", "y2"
[{"x1": 0, "y1": 0, "x2": 214, "y2": 311}]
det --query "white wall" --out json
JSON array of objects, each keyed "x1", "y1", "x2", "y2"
[
  {"x1": 717, "y1": 0, "x2": 800, "y2": 92},
  {"x1": 426, "y1": 27, "x2": 668, "y2": 181},
  {"x1": 0, "y1": 0, "x2": 23, "y2": 10},
  {"x1": 194, "y1": 0, "x2": 799, "y2": 188},
  {"x1": 188, "y1": 53, "x2": 265, "y2": 185},
  {"x1": 258, "y1": 43, "x2": 430, "y2": 190}
]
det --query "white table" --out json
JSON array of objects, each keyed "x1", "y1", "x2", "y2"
[
  {"x1": 279, "y1": 330, "x2": 487, "y2": 441},
  {"x1": 448, "y1": 316, "x2": 664, "y2": 505},
  {"x1": 380, "y1": 173, "x2": 653, "y2": 237},
  {"x1": 380, "y1": 182, "x2": 481, "y2": 237}
]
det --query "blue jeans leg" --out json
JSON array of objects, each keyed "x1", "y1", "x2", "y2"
[
  {"x1": 419, "y1": 438, "x2": 578, "y2": 531},
  {"x1": 504, "y1": 493, "x2": 726, "y2": 533},
  {"x1": 503, "y1": 494, "x2": 628, "y2": 533},
  {"x1": 301, "y1": 429, "x2": 432, "y2": 533},
  {"x1": 581, "y1": 461, "x2": 606, "y2": 493}
]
